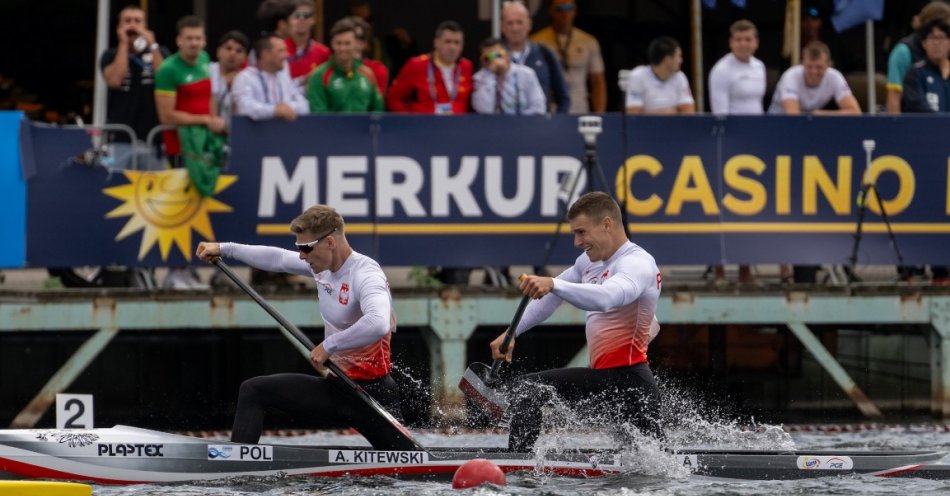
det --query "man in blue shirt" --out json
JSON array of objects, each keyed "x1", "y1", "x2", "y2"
[
  {"x1": 901, "y1": 18, "x2": 950, "y2": 285},
  {"x1": 902, "y1": 19, "x2": 950, "y2": 113},
  {"x1": 501, "y1": 1, "x2": 570, "y2": 113}
]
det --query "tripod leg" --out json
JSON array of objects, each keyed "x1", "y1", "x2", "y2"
[
  {"x1": 870, "y1": 185, "x2": 906, "y2": 267},
  {"x1": 586, "y1": 146, "x2": 628, "y2": 237},
  {"x1": 538, "y1": 159, "x2": 587, "y2": 269},
  {"x1": 847, "y1": 185, "x2": 870, "y2": 283}
]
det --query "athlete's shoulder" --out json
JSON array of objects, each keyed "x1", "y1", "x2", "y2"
[
  {"x1": 571, "y1": 250, "x2": 594, "y2": 271},
  {"x1": 349, "y1": 251, "x2": 385, "y2": 274},
  {"x1": 618, "y1": 242, "x2": 658, "y2": 270}
]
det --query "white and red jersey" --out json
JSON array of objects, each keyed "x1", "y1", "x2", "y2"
[
  {"x1": 221, "y1": 243, "x2": 396, "y2": 380},
  {"x1": 515, "y1": 241, "x2": 661, "y2": 369}
]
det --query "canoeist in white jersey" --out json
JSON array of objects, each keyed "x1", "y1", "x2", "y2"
[
  {"x1": 490, "y1": 192, "x2": 664, "y2": 451},
  {"x1": 196, "y1": 204, "x2": 401, "y2": 446}
]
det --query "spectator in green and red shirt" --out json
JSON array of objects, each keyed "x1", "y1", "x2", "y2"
[
  {"x1": 154, "y1": 15, "x2": 226, "y2": 157},
  {"x1": 153, "y1": 15, "x2": 227, "y2": 290}
]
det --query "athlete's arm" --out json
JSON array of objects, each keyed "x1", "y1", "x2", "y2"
[
  {"x1": 513, "y1": 265, "x2": 581, "y2": 336},
  {"x1": 550, "y1": 257, "x2": 653, "y2": 312},
  {"x1": 322, "y1": 272, "x2": 391, "y2": 352},
  {"x1": 219, "y1": 242, "x2": 312, "y2": 276}
]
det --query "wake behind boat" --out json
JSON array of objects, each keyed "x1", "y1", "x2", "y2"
[{"x1": 1, "y1": 425, "x2": 949, "y2": 484}]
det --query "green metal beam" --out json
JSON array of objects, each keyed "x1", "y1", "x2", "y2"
[
  {"x1": 9, "y1": 327, "x2": 119, "y2": 428},
  {"x1": 3, "y1": 291, "x2": 950, "y2": 420},
  {"x1": 786, "y1": 322, "x2": 882, "y2": 419},
  {"x1": 930, "y1": 299, "x2": 950, "y2": 417},
  {"x1": 1, "y1": 293, "x2": 942, "y2": 332}
]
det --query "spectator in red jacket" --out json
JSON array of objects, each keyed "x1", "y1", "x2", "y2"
[{"x1": 386, "y1": 21, "x2": 472, "y2": 114}]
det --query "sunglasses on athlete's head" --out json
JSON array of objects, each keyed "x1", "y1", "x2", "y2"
[
  {"x1": 554, "y1": 3, "x2": 576, "y2": 12},
  {"x1": 481, "y1": 49, "x2": 507, "y2": 62},
  {"x1": 292, "y1": 10, "x2": 313, "y2": 19},
  {"x1": 295, "y1": 229, "x2": 336, "y2": 254}
]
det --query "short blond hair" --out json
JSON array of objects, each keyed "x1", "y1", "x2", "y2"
[{"x1": 290, "y1": 205, "x2": 344, "y2": 236}]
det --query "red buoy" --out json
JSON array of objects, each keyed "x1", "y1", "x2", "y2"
[{"x1": 452, "y1": 458, "x2": 507, "y2": 489}]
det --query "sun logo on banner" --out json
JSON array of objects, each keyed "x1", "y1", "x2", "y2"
[{"x1": 103, "y1": 169, "x2": 237, "y2": 261}]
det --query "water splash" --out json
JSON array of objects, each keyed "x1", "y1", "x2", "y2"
[
  {"x1": 655, "y1": 378, "x2": 795, "y2": 451},
  {"x1": 496, "y1": 372, "x2": 794, "y2": 479}
]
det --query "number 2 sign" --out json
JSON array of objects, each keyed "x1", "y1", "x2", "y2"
[{"x1": 56, "y1": 394, "x2": 94, "y2": 429}]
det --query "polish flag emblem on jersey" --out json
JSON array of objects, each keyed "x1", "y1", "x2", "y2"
[{"x1": 339, "y1": 283, "x2": 350, "y2": 305}]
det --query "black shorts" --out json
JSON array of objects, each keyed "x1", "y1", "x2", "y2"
[
  {"x1": 507, "y1": 363, "x2": 663, "y2": 451},
  {"x1": 230, "y1": 372, "x2": 402, "y2": 447}
]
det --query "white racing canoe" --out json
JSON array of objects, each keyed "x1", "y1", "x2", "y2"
[{"x1": 0, "y1": 425, "x2": 948, "y2": 484}]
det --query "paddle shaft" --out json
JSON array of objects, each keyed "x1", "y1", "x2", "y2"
[
  {"x1": 212, "y1": 259, "x2": 425, "y2": 451},
  {"x1": 488, "y1": 293, "x2": 530, "y2": 380}
]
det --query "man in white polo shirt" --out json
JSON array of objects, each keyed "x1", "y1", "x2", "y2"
[
  {"x1": 770, "y1": 40, "x2": 860, "y2": 284},
  {"x1": 624, "y1": 36, "x2": 695, "y2": 114},
  {"x1": 708, "y1": 19, "x2": 766, "y2": 286},
  {"x1": 709, "y1": 19, "x2": 766, "y2": 115},
  {"x1": 768, "y1": 41, "x2": 861, "y2": 115}
]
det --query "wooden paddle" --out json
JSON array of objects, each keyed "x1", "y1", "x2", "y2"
[
  {"x1": 458, "y1": 276, "x2": 529, "y2": 421},
  {"x1": 212, "y1": 259, "x2": 426, "y2": 452}
]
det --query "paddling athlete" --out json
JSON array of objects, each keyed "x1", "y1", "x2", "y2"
[
  {"x1": 196, "y1": 204, "x2": 403, "y2": 446},
  {"x1": 490, "y1": 191, "x2": 664, "y2": 452}
]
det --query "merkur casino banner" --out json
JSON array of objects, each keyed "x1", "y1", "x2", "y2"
[{"x1": 13, "y1": 113, "x2": 950, "y2": 267}]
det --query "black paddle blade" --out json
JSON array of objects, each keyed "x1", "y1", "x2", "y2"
[{"x1": 458, "y1": 362, "x2": 509, "y2": 421}]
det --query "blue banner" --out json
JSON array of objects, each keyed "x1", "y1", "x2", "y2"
[
  {"x1": 0, "y1": 112, "x2": 26, "y2": 268},
  {"x1": 18, "y1": 114, "x2": 950, "y2": 267}
]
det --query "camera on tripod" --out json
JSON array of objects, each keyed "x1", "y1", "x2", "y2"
[
  {"x1": 578, "y1": 115, "x2": 602, "y2": 146},
  {"x1": 848, "y1": 137, "x2": 904, "y2": 283}
]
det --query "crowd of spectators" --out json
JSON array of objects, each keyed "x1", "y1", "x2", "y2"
[{"x1": 84, "y1": 0, "x2": 950, "y2": 288}]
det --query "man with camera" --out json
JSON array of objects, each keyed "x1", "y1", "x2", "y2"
[
  {"x1": 472, "y1": 37, "x2": 546, "y2": 115},
  {"x1": 100, "y1": 5, "x2": 168, "y2": 143}
]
